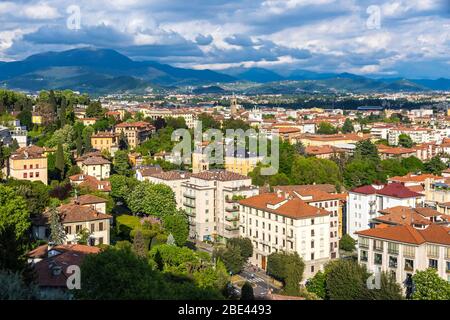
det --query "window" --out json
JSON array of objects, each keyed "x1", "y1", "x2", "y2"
[
  {"x1": 388, "y1": 242, "x2": 399, "y2": 255},
  {"x1": 30, "y1": 164, "x2": 33, "y2": 169},
  {"x1": 389, "y1": 256, "x2": 398, "y2": 268},
  {"x1": 29, "y1": 172, "x2": 33, "y2": 178},
  {"x1": 360, "y1": 250, "x2": 368, "y2": 262},
  {"x1": 311, "y1": 229, "x2": 315, "y2": 237},
  {"x1": 311, "y1": 219, "x2": 315, "y2": 225},
  {"x1": 311, "y1": 241, "x2": 314, "y2": 249},
  {"x1": 374, "y1": 253, "x2": 382, "y2": 265},
  {"x1": 359, "y1": 237, "x2": 369, "y2": 248},
  {"x1": 311, "y1": 253, "x2": 315, "y2": 260},
  {"x1": 427, "y1": 244, "x2": 439, "y2": 258},
  {"x1": 90, "y1": 223, "x2": 95, "y2": 233},
  {"x1": 429, "y1": 259, "x2": 438, "y2": 269},
  {"x1": 65, "y1": 226, "x2": 72, "y2": 235},
  {"x1": 36, "y1": 164, "x2": 39, "y2": 169},
  {"x1": 23, "y1": 173, "x2": 27, "y2": 178},
  {"x1": 36, "y1": 172, "x2": 39, "y2": 177},
  {"x1": 446, "y1": 261, "x2": 450, "y2": 273},
  {"x1": 446, "y1": 247, "x2": 450, "y2": 260},
  {"x1": 311, "y1": 266, "x2": 314, "y2": 273},
  {"x1": 404, "y1": 259, "x2": 414, "y2": 271},
  {"x1": 98, "y1": 237, "x2": 104, "y2": 245},
  {"x1": 403, "y1": 245, "x2": 415, "y2": 258},
  {"x1": 23, "y1": 165, "x2": 27, "y2": 169},
  {"x1": 373, "y1": 240, "x2": 383, "y2": 251}
]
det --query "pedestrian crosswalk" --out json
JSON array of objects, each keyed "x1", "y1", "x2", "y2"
[{"x1": 247, "y1": 276, "x2": 265, "y2": 284}]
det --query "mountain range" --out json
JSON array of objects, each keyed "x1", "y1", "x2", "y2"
[{"x1": 0, "y1": 47, "x2": 449, "y2": 94}]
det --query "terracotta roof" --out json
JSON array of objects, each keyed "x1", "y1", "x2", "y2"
[
  {"x1": 29, "y1": 244, "x2": 100, "y2": 288},
  {"x1": 10, "y1": 145, "x2": 45, "y2": 160},
  {"x1": 116, "y1": 121, "x2": 154, "y2": 129},
  {"x1": 39, "y1": 204, "x2": 111, "y2": 225},
  {"x1": 239, "y1": 193, "x2": 330, "y2": 220},
  {"x1": 81, "y1": 156, "x2": 111, "y2": 165},
  {"x1": 191, "y1": 170, "x2": 249, "y2": 181},
  {"x1": 273, "y1": 185, "x2": 346, "y2": 202},
  {"x1": 351, "y1": 183, "x2": 423, "y2": 198},
  {"x1": 74, "y1": 194, "x2": 107, "y2": 205},
  {"x1": 70, "y1": 174, "x2": 111, "y2": 192},
  {"x1": 378, "y1": 146, "x2": 415, "y2": 155},
  {"x1": 148, "y1": 170, "x2": 191, "y2": 180},
  {"x1": 357, "y1": 224, "x2": 450, "y2": 245},
  {"x1": 305, "y1": 145, "x2": 336, "y2": 155},
  {"x1": 137, "y1": 166, "x2": 163, "y2": 177}
]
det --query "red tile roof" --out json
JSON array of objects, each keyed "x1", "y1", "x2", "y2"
[
  {"x1": 239, "y1": 193, "x2": 329, "y2": 220},
  {"x1": 351, "y1": 183, "x2": 423, "y2": 198}
]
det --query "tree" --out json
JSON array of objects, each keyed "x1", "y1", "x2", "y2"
[
  {"x1": 339, "y1": 234, "x2": 356, "y2": 252},
  {"x1": 316, "y1": 122, "x2": 338, "y2": 134},
  {"x1": 197, "y1": 113, "x2": 220, "y2": 131},
  {"x1": 109, "y1": 174, "x2": 139, "y2": 203},
  {"x1": 55, "y1": 143, "x2": 65, "y2": 180},
  {"x1": 344, "y1": 159, "x2": 382, "y2": 188},
  {"x1": 368, "y1": 272, "x2": 404, "y2": 300},
  {"x1": 75, "y1": 228, "x2": 91, "y2": 245},
  {"x1": 398, "y1": 134, "x2": 413, "y2": 148},
  {"x1": 213, "y1": 245, "x2": 245, "y2": 275},
  {"x1": 162, "y1": 211, "x2": 189, "y2": 246},
  {"x1": 118, "y1": 131, "x2": 128, "y2": 150},
  {"x1": 48, "y1": 205, "x2": 66, "y2": 245},
  {"x1": 381, "y1": 159, "x2": 408, "y2": 178},
  {"x1": 85, "y1": 101, "x2": 104, "y2": 118},
  {"x1": 82, "y1": 126, "x2": 94, "y2": 152},
  {"x1": 401, "y1": 156, "x2": 424, "y2": 173},
  {"x1": 412, "y1": 268, "x2": 450, "y2": 300},
  {"x1": 76, "y1": 134, "x2": 83, "y2": 156},
  {"x1": 0, "y1": 185, "x2": 30, "y2": 272},
  {"x1": 113, "y1": 150, "x2": 132, "y2": 176},
  {"x1": 306, "y1": 270, "x2": 327, "y2": 299},
  {"x1": 0, "y1": 270, "x2": 37, "y2": 300},
  {"x1": 266, "y1": 252, "x2": 305, "y2": 296},
  {"x1": 290, "y1": 156, "x2": 341, "y2": 186},
  {"x1": 341, "y1": 118, "x2": 354, "y2": 133},
  {"x1": 240, "y1": 282, "x2": 254, "y2": 300},
  {"x1": 127, "y1": 182, "x2": 177, "y2": 217},
  {"x1": 59, "y1": 96, "x2": 67, "y2": 127},
  {"x1": 227, "y1": 237, "x2": 253, "y2": 262},
  {"x1": 132, "y1": 230, "x2": 147, "y2": 257},
  {"x1": 424, "y1": 156, "x2": 446, "y2": 175},
  {"x1": 354, "y1": 139, "x2": 380, "y2": 164},
  {"x1": 325, "y1": 259, "x2": 370, "y2": 300}
]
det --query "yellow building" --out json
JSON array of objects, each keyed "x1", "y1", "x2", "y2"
[
  {"x1": 32, "y1": 113, "x2": 43, "y2": 125},
  {"x1": 6, "y1": 145, "x2": 48, "y2": 184},
  {"x1": 91, "y1": 131, "x2": 118, "y2": 155},
  {"x1": 114, "y1": 121, "x2": 155, "y2": 149},
  {"x1": 81, "y1": 118, "x2": 97, "y2": 126},
  {"x1": 224, "y1": 156, "x2": 262, "y2": 175}
]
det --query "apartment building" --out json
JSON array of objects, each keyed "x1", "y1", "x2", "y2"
[
  {"x1": 75, "y1": 153, "x2": 111, "y2": 180},
  {"x1": 91, "y1": 131, "x2": 118, "y2": 155},
  {"x1": 32, "y1": 203, "x2": 112, "y2": 246},
  {"x1": 388, "y1": 127, "x2": 430, "y2": 146},
  {"x1": 143, "y1": 170, "x2": 191, "y2": 209},
  {"x1": 356, "y1": 224, "x2": 450, "y2": 285},
  {"x1": 139, "y1": 108, "x2": 196, "y2": 129},
  {"x1": 114, "y1": 121, "x2": 155, "y2": 149},
  {"x1": 224, "y1": 154, "x2": 263, "y2": 175},
  {"x1": 5, "y1": 145, "x2": 48, "y2": 184},
  {"x1": 347, "y1": 183, "x2": 425, "y2": 239},
  {"x1": 239, "y1": 192, "x2": 332, "y2": 279},
  {"x1": 273, "y1": 185, "x2": 347, "y2": 258},
  {"x1": 181, "y1": 170, "x2": 258, "y2": 242}
]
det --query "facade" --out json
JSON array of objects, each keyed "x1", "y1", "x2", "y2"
[
  {"x1": 76, "y1": 153, "x2": 111, "y2": 180},
  {"x1": 5, "y1": 145, "x2": 48, "y2": 184},
  {"x1": 388, "y1": 127, "x2": 430, "y2": 146},
  {"x1": 239, "y1": 192, "x2": 332, "y2": 279},
  {"x1": 139, "y1": 108, "x2": 196, "y2": 129},
  {"x1": 181, "y1": 170, "x2": 258, "y2": 242},
  {"x1": 33, "y1": 203, "x2": 112, "y2": 246},
  {"x1": 224, "y1": 155, "x2": 263, "y2": 175},
  {"x1": 91, "y1": 131, "x2": 118, "y2": 155},
  {"x1": 346, "y1": 183, "x2": 425, "y2": 239},
  {"x1": 356, "y1": 224, "x2": 450, "y2": 285},
  {"x1": 114, "y1": 121, "x2": 155, "y2": 149},
  {"x1": 144, "y1": 171, "x2": 191, "y2": 209}
]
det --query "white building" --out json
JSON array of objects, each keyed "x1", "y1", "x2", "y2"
[
  {"x1": 346, "y1": 183, "x2": 425, "y2": 239},
  {"x1": 356, "y1": 224, "x2": 450, "y2": 286},
  {"x1": 181, "y1": 170, "x2": 258, "y2": 242},
  {"x1": 239, "y1": 191, "x2": 332, "y2": 279},
  {"x1": 143, "y1": 171, "x2": 191, "y2": 209}
]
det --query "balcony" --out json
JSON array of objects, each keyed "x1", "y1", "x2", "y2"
[
  {"x1": 225, "y1": 206, "x2": 239, "y2": 212},
  {"x1": 225, "y1": 225, "x2": 240, "y2": 231},
  {"x1": 185, "y1": 210, "x2": 196, "y2": 217},
  {"x1": 225, "y1": 215, "x2": 239, "y2": 222},
  {"x1": 183, "y1": 202, "x2": 195, "y2": 208},
  {"x1": 183, "y1": 192, "x2": 196, "y2": 199}
]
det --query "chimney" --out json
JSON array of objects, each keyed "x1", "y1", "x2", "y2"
[{"x1": 276, "y1": 189, "x2": 282, "y2": 198}]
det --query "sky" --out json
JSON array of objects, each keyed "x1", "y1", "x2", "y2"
[{"x1": 0, "y1": 0, "x2": 449, "y2": 78}]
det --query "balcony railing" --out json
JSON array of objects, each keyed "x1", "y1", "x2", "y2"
[
  {"x1": 183, "y1": 193, "x2": 196, "y2": 199},
  {"x1": 185, "y1": 210, "x2": 196, "y2": 217},
  {"x1": 183, "y1": 202, "x2": 195, "y2": 208},
  {"x1": 225, "y1": 215, "x2": 239, "y2": 222},
  {"x1": 225, "y1": 206, "x2": 239, "y2": 212},
  {"x1": 225, "y1": 225, "x2": 240, "y2": 231}
]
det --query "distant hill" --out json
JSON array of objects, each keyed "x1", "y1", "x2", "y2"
[
  {"x1": 0, "y1": 47, "x2": 448, "y2": 93},
  {"x1": 0, "y1": 47, "x2": 236, "y2": 93}
]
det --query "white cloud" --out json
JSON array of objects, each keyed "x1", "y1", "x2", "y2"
[{"x1": 22, "y1": 2, "x2": 60, "y2": 20}]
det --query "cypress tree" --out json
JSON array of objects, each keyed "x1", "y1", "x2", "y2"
[{"x1": 55, "y1": 143, "x2": 65, "y2": 180}]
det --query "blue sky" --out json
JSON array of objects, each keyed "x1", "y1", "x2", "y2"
[{"x1": 0, "y1": 0, "x2": 449, "y2": 78}]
